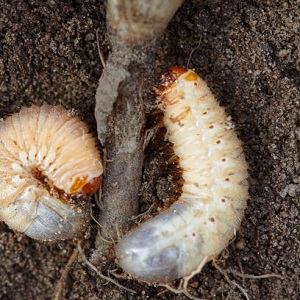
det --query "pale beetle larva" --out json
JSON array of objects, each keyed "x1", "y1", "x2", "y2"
[
  {"x1": 0, "y1": 104, "x2": 103, "y2": 240},
  {"x1": 116, "y1": 66, "x2": 249, "y2": 283}
]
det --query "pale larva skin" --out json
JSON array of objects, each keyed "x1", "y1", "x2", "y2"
[
  {"x1": 0, "y1": 104, "x2": 103, "y2": 240},
  {"x1": 116, "y1": 67, "x2": 249, "y2": 283}
]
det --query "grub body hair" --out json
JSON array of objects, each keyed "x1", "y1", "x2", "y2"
[
  {"x1": 116, "y1": 67, "x2": 249, "y2": 283},
  {"x1": 0, "y1": 104, "x2": 103, "y2": 240}
]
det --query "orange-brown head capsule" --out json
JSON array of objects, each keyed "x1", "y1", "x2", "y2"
[
  {"x1": 81, "y1": 176, "x2": 102, "y2": 195},
  {"x1": 155, "y1": 66, "x2": 188, "y2": 92}
]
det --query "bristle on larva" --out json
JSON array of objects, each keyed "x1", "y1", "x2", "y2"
[
  {"x1": 116, "y1": 67, "x2": 249, "y2": 283},
  {"x1": 0, "y1": 104, "x2": 103, "y2": 240}
]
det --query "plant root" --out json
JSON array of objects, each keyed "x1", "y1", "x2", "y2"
[
  {"x1": 212, "y1": 258, "x2": 285, "y2": 300},
  {"x1": 158, "y1": 256, "x2": 209, "y2": 300},
  {"x1": 52, "y1": 246, "x2": 79, "y2": 300},
  {"x1": 78, "y1": 241, "x2": 136, "y2": 295}
]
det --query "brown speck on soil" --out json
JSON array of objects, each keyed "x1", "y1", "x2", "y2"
[{"x1": 0, "y1": 0, "x2": 299, "y2": 299}]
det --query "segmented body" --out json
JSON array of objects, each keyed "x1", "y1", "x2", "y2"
[
  {"x1": 0, "y1": 104, "x2": 103, "y2": 240},
  {"x1": 116, "y1": 67, "x2": 249, "y2": 283}
]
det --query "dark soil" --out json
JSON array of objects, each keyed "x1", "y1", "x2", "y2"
[{"x1": 0, "y1": 0, "x2": 299, "y2": 299}]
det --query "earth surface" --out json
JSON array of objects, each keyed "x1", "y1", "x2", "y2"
[{"x1": 0, "y1": 0, "x2": 299, "y2": 299}]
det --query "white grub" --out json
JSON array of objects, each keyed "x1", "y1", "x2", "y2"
[
  {"x1": 0, "y1": 104, "x2": 103, "y2": 240},
  {"x1": 116, "y1": 67, "x2": 249, "y2": 283}
]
